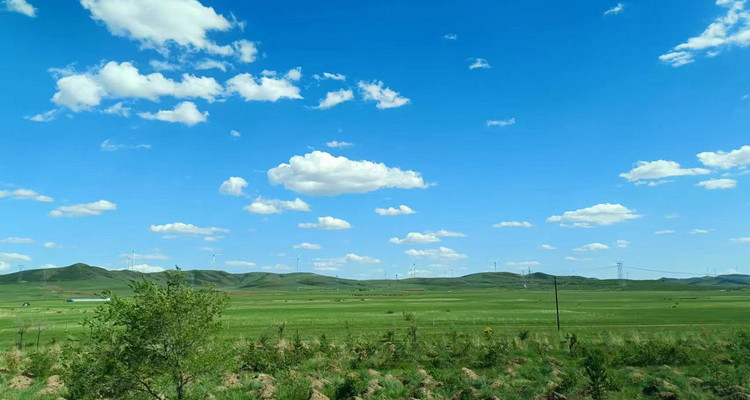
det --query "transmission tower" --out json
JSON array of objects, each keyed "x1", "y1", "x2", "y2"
[{"x1": 616, "y1": 262, "x2": 625, "y2": 287}]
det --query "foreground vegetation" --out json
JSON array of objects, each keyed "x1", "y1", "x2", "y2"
[{"x1": 0, "y1": 266, "x2": 748, "y2": 399}]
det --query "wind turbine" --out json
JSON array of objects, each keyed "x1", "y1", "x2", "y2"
[
  {"x1": 211, "y1": 252, "x2": 221, "y2": 270},
  {"x1": 296, "y1": 251, "x2": 302, "y2": 272}
]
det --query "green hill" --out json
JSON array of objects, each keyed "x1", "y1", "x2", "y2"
[{"x1": 0, "y1": 263, "x2": 747, "y2": 291}]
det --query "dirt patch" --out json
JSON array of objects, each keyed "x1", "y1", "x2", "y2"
[
  {"x1": 461, "y1": 367, "x2": 479, "y2": 381},
  {"x1": 36, "y1": 375, "x2": 65, "y2": 396},
  {"x1": 8, "y1": 374, "x2": 33, "y2": 390},
  {"x1": 310, "y1": 389, "x2": 330, "y2": 400},
  {"x1": 224, "y1": 373, "x2": 242, "y2": 388},
  {"x1": 252, "y1": 373, "x2": 277, "y2": 399}
]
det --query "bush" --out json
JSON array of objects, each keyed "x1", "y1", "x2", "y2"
[{"x1": 334, "y1": 374, "x2": 366, "y2": 400}]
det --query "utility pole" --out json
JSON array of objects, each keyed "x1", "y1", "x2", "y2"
[
  {"x1": 554, "y1": 276, "x2": 561, "y2": 331},
  {"x1": 18, "y1": 264, "x2": 24, "y2": 283},
  {"x1": 494, "y1": 260, "x2": 497, "y2": 273}
]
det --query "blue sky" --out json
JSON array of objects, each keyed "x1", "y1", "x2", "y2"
[{"x1": 1, "y1": 0, "x2": 749, "y2": 280}]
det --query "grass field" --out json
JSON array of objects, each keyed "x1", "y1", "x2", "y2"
[{"x1": 1, "y1": 279, "x2": 748, "y2": 348}]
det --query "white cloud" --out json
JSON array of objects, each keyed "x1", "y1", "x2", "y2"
[
  {"x1": 294, "y1": 242, "x2": 321, "y2": 250},
  {"x1": 469, "y1": 58, "x2": 491, "y2": 69},
  {"x1": 49, "y1": 200, "x2": 116, "y2": 217},
  {"x1": 655, "y1": 230, "x2": 676, "y2": 235},
  {"x1": 547, "y1": 203, "x2": 641, "y2": 227},
  {"x1": 326, "y1": 141, "x2": 353, "y2": 148},
  {"x1": 487, "y1": 118, "x2": 516, "y2": 127},
  {"x1": 233, "y1": 39, "x2": 258, "y2": 63},
  {"x1": 130, "y1": 264, "x2": 165, "y2": 273},
  {"x1": 573, "y1": 242, "x2": 610, "y2": 252},
  {"x1": 226, "y1": 71, "x2": 303, "y2": 102},
  {"x1": 444, "y1": 33, "x2": 458, "y2": 40},
  {"x1": 731, "y1": 237, "x2": 750, "y2": 243},
  {"x1": 149, "y1": 60, "x2": 180, "y2": 71},
  {"x1": 493, "y1": 221, "x2": 532, "y2": 228},
  {"x1": 634, "y1": 179, "x2": 673, "y2": 187},
  {"x1": 564, "y1": 256, "x2": 580, "y2": 261},
  {"x1": 24, "y1": 109, "x2": 58, "y2": 122},
  {"x1": 4, "y1": 0, "x2": 36, "y2": 17},
  {"x1": 697, "y1": 145, "x2": 750, "y2": 169},
  {"x1": 313, "y1": 253, "x2": 380, "y2": 270},
  {"x1": 389, "y1": 232, "x2": 440, "y2": 245},
  {"x1": 285, "y1": 67, "x2": 302, "y2": 81},
  {"x1": 0, "y1": 261, "x2": 10, "y2": 271},
  {"x1": 697, "y1": 178, "x2": 737, "y2": 190},
  {"x1": 218, "y1": 176, "x2": 248, "y2": 196},
  {"x1": 268, "y1": 151, "x2": 428, "y2": 196},
  {"x1": 690, "y1": 229, "x2": 709, "y2": 234},
  {"x1": 315, "y1": 89, "x2": 354, "y2": 109},
  {"x1": 0, "y1": 188, "x2": 53, "y2": 202},
  {"x1": 244, "y1": 197, "x2": 311, "y2": 214},
  {"x1": 230, "y1": 129, "x2": 241, "y2": 137},
  {"x1": 80, "y1": 0, "x2": 235, "y2": 54},
  {"x1": 604, "y1": 3, "x2": 624, "y2": 16},
  {"x1": 39, "y1": 264, "x2": 59, "y2": 269},
  {"x1": 298, "y1": 216, "x2": 351, "y2": 230},
  {"x1": 1, "y1": 237, "x2": 33, "y2": 244},
  {"x1": 120, "y1": 252, "x2": 169, "y2": 261},
  {"x1": 358, "y1": 81, "x2": 410, "y2": 109},
  {"x1": 138, "y1": 101, "x2": 208, "y2": 126},
  {"x1": 506, "y1": 261, "x2": 541, "y2": 269},
  {"x1": 194, "y1": 58, "x2": 231, "y2": 72},
  {"x1": 659, "y1": 1, "x2": 750, "y2": 67},
  {"x1": 375, "y1": 205, "x2": 416, "y2": 216},
  {"x1": 52, "y1": 61, "x2": 223, "y2": 111},
  {"x1": 428, "y1": 230, "x2": 467, "y2": 238},
  {"x1": 101, "y1": 139, "x2": 151, "y2": 151},
  {"x1": 150, "y1": 222, "x2": 229, "y2": 236},
  {"x1": 103, "y1": 102, "x2": 131, "y2": 117},
  {"x1": 43, "y1": 242, "x2": 62, "y2": 249},
  {"x1": 225, "y1": 260, "x2": 256, "y2": 268},
  {"x1": 540, "y1": 244, "x2": 556, "y2": 250},
  {"x1": 619, "y1": 160, "x2": 711, "y2": 183},
  {"x1": 405, "y1": 246, "x2": 467, "y2": 260},
  {"x1": 0, "y1": 252, "x2": 32, "y2": 262},
  {"x1": 616, "y1": 239, "x2": 629, "y2": 248},
  {"x1": 313, "y1": 72, "x2": 346, "y2": 81}
]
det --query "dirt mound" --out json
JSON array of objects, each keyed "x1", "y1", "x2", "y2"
[{"x1": 8, "y1": 374, "x2": 33, "y2": 390}]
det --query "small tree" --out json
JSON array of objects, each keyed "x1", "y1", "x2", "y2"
[{"x1": 65, "y1": 272, "x2": 230, "y2": 400}]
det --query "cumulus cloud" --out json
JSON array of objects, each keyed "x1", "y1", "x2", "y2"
[
  {"x1": 358, "y1": 81, "x2": 410, "y2": 109},
  {"x1": 218, "y1": 176, "x2": 248, "y2": 196},
  {"x1": 389, "y1": 232, "x2": 441, "y2": 245},
  {"x1": 103, "y1": 102, "x2": 131, "y2": 116},
  {"x1": 405, "y1": 246, "x2": 467, "y2": 260},
  {"x1": 224, "y1": 260, "x2": 256, "y2": 268},
  {"x1": 697, "y1": 145, "x2": 750, "y2": 169},
  {"x1": 487, "y1": 118, "x2": 516, "y2": 127},
  {"x1": 233, "y1": 39, "x2": 258, "y2": 63},
  {"x1": 315, "y1": 89, "x2": 354, "y2": 109},
  {"x1": 298, "y1": 216, "x2": 351, "y2": 230},
  {"x1": 493, "y1": 221, "x2": 532, "y2": 228},
  {"x1": 444, "y1": 33, "x2": 458, "y2": 40},
  {"x1": 101, "y1": 139, "x2": 151, "y2": 151},
  {"x1": 0, "y1": 188, "x2": 53, "y2": 202},
  {"x1": 0, "y1": 261, "x2": 10, "y2": 271},
  {"x1": 659, "y1": 1, "x2": 750, "y2": 67},
  {"x1": 0, "y1": 252, "x2": 32, "y2": 262},
  {"x1": 4, "y1": 0, "x2": 36, "y2": 17},
  {"x1": 604, "y1": 3, "x2": 624, "y2": 15},
  {"x1": 120, "y1": 252, "x2": 169, "y2": 261},
  {"x1": 655, "y1": 230, "x2": 676, "y2": 235},
  {"x1": 194, "y1": 58, "x2": 231, "y2": 72},
  {"x1": 80, "y1": 0, "x2": 239, "y2": 55},
  {"x1": 230, "y1": 130, "x2": 241, "y2": 138},
  {"x1": 313, "y1": 253, "x2": 380, "y2": 270},
  {"x1": 52, "y1": 61, "x2": 223, "y2": 111},
  {"x1": 506, "y1": 261, "x2": 541, "y2": 269},
  {"x1": 150, "y1": 222, "x2": 229, "y2": 236},
  {"x1": 469, "y1": 58, "x2": 491, "y2": 69},
  {"x1": 540, "y1": 244, "x2": 556, "y2": 250},
  {"x1": 573, "y1": 242, "x2": 610, "y2": 252},
  {"x1": 43, "y1": 242, "x2": 62, "y2": 248},
  {"x1": 294, "y1": 242, "x2": 321, "y2": 250},
  {"x1": 244, "y1": 197, "x2": 311, "y2": 214},
  {"x1": 268, "y1": 151, "x2": 428, "y2": 196},
  {"x1": 130, "y1": 264, "x2": 165, "y2": 273},
  {"x1": 731, "y1": 237, "x2": 750, "y2": 243},
  {"x1": 547, "y1": 203, "x2": 641, "y2": 228},
  {"x1": 24, "y1": 109, "x2": 58, "y2": 122},
  {"x1": 619, "y1": 160, "x2": 711, "y2": 183},
  {"x1": 138, "y1": 101, "x2": 208, "y2": 125},
  {"x1": 375, "y1": 205, "x2": 416, "y2": 216},
  {"x1": 226, "y1": 71, "x2": 303, "y2": 102},
  {"x1": 149, "y1": 60, "x2": 180, "y2": 71},
  {"x1": 326, "y1": 141, "x2": 353, "y2": 148},
  {"x1": 616, "y1": 239, "x2": 629, "y2": 248},
  {"x1": 428, "y1": 230, "x2": 467, "y2": 238},
  {"x1": 313, "y1": 72, "x2": 346, "y2": 81},
  {"x1": 697, "y1": 178, "x2": 737, "y2": 190},
  {"x1": 1, "y1": 237, "x2": 33, "y2": 244},
  {"x1": 49, "y1": 200, "x2": 116, "y2": 217}
]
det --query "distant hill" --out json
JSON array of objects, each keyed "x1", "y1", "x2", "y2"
[{"x1": 0, "y1": 263, "x2": 747, "y2": 291}]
